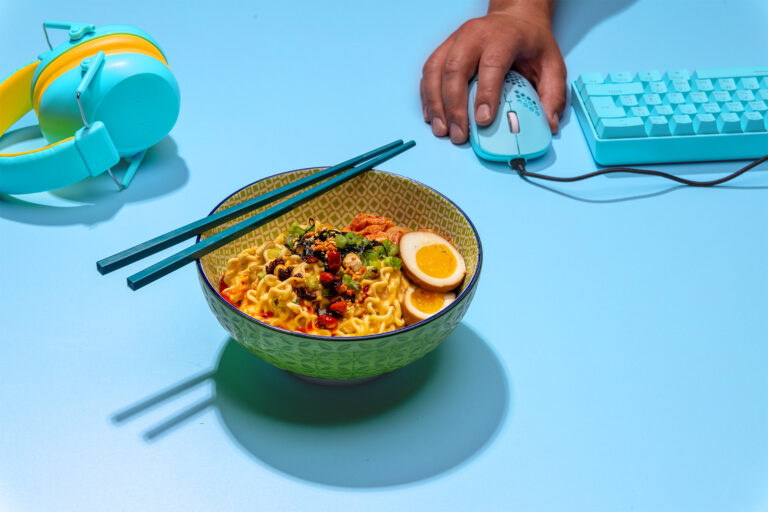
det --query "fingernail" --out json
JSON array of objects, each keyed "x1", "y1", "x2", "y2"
[
  {"x1": 549, "y1": 113, "x2": 559, "y2": 134},
  {"x1": 476, "y1": 104, "x2": 491, "y2": 123},
  {"x1": 449, "y1": 123, "x2": 464, "y2": 144},
  {"x1": 432, "y1": 118, "x2": 447, "y2": 136}
]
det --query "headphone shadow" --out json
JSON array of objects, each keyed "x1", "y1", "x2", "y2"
[
  {"x1": 0, "y1": 127, "x2": 188, "y2": 226},
  {"x1": 112, "y1": 323, "x2": 511, "y2": 489}
]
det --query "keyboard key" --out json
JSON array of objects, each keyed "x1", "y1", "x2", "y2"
[
  {"x1": 609, "y1": 72, "x2": 634, "y2": 83},
  {"x1": 619, "y1": 95, "x2": 639, "y2": 107},
  {"x1": 735, "y1": 90, "x2": 756, "y2": 102},
  {"x1": 741, "y1": 111, "x2": 766, "y2": 132},
  {"x1": 671, "y1": 80, "x2": 691, "y2": 93},
  {"x1": 587, "y1": 96, "x2": 626, "y2": 120},
  {"x1": 664, "y1": 93, "x2": 686, "y2": 105},
  {"x1": 645, "y1": 116, "x2": 671, "y2": 136},
  {"x1": 596, "y1": 117, "x2": 646, "y2": 138},
  {"x1": 665, "y1": 69, "x2": 690, "y2": 82},
  {"x1": 747, "y1": 100, "x2": 768, "y2": 112},
  {"x1": 693, "y1": 66, "x2": 768, "y2": 79},
  {"x1": 724, "y1": 102, "x2": 745, "y2": 113},
  {"x1": 699, "y1": 103, "x2": 722, "y2": 115},
  {"x1": 576, "y1": 73, "x2": 604, "y2": 90},
  {"x1": 637, "y1": 70, "x2": 662, "y2": 82},
  {"x1": 631, "y1": 106, "x2": 651, "y2": 117},
  {"x1": 762, "y1": 77, "x2": 768, "y2": 89},
  {"x1": 694, "y1": 79, "x2": 714, "y2": 91},
  {"x1": 687, "y1": 92, "x2": 708, "y2": 104},
  {"x1": 652, "y1": 105, "x2": 674, "y2": 116},
  {"x1": 716, "y1": 78, "x2": 737, "y2": 91},
  {"x1": 676, "y1": 104, "x2": 698, "y2": 116},
  {"x1": 647, "y1": 81, "x2": 668, "y2": 94},
  {"x1": 693, "y1": 113, "x2": 718, "y2": 134},
  {"x1": 710, "y1": 91, "x2": 732, "y2": 103},
  {"x1": 670, "y1": 115, "x2": 695, "y2": 135},
  {"x1": 717, "y1": 112, "x2": 742, "y2": 133},
  {"x1": 740, "y1": 77, "x2": 760, "y2": 90},
  {"x1": 583, "y1": 82, "x2": 644, "y2": 96},
  {"x1": 758, "y1": 90, "x2": 768, "y2": 101},
  {"x1": 642, "y1": 93, "x2": 662, "y2": 106}
]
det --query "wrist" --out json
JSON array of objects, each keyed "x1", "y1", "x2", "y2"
[{"x1": 488, "y1": 0, "x2": 555, "y2": 24}]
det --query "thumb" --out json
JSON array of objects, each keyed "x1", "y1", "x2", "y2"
[{"x1": 535, "y1": 51, "x2": 567, "y2": 134}]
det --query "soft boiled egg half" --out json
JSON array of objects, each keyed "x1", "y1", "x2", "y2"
[
  {"x1": 399, "y1": 231, "x2": 466, "y2": 292},
  {"x1": 403, "y1": 286, "x2": 456, "y2": 325}
]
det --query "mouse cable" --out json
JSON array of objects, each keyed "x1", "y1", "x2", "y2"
[{"x1": 508, "y1": 154, "x2": 768, "y2": 187}]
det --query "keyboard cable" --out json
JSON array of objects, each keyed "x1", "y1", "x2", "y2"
[{"x1": 509, "y1": 154, "x2": 768, "y2": 187}]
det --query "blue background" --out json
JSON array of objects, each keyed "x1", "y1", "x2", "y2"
[{"x1": 1, "y1": 1, "x2": 767, "y2": 510}]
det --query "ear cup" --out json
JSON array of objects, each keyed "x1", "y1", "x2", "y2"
[{"x1": 37, "y1": 52, "x2": 179, "y2": 156}]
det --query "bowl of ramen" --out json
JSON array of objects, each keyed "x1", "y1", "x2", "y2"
[{"x1": 197, "y1": 168, "x2": 482, "y2": 383}]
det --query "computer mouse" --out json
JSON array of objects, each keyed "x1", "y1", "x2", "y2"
[{"x1": 468, "y1": 70, "x2": 552, "y2": 162}]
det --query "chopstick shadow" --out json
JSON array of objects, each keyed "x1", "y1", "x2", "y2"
[
  {"x1": 0, "y1": 126, "x2": 188, "y2": 226},
  {"x1": 112, "y1": 324, "x2": 511, "y2": 488}
]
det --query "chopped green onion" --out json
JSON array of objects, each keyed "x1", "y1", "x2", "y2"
[
  {"x1": 388, "y1": 243, "x2": 399, "y2": 256},
  {"x1": 266, "y1": 247, "x2": 281, "y2": 259},
  {"x1": 374, "y1": 245, "x2": 385, "y2": 257},
  {"x1": 272, "y1": 297, "x2": 279, "y2": 306},
  {"x1": 383, "y1": 256, "x2": 402, "y2": 270},
  {"x1": 342, "y1": 274, "x2": 352, "y2": 286},
  {"x1": 335, "y1": 234, "x2": 347, "y2": 249},
  {"x1": 361, "y1": 249, "x2": 378, "y2": 266},
  {"x1": 364, "y1": 268, "x2": 379, "y2": 279},
  {"x1": 348, "y1": 280, "x2": 361, "y2": 292},
  {"x1": 305, "y1": 274, "x2": 320, "y2": 291},
  {"x1": 257, "y1": 271, "x2": 265, "y2": 279},
  {"x1": 284, "y1": 234, "x2": 297, "y2": 248}
]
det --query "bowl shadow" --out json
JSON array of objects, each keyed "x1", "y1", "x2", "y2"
[{"x1": 112, "y1": 323, "x2": 511, "y2": 489}]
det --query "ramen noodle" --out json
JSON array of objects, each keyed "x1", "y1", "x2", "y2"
[{"x1": 219, "y1": 215, "x2": 412, "y2": 336}]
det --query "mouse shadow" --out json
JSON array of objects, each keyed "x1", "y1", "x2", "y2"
[
  {"x1": 112, "y1": 324, "x2": 511, "y2": 489},
  {"x1": 0, "y1": 126, "x2": 188, "y2": 226},
  {"x1": 477, "y1": 143, "x2": 559, "y2": 174}
]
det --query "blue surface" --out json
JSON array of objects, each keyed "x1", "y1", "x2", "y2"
[
  {"x1": 571, "y1": 66, "x2": 768, "y2": 165},
  {"x1": 1, "y1": 1, "x2": 767, "y2": 511}
]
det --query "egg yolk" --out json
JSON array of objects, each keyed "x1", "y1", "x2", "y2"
[
  {"x1": 415, "y1": 244, "x2": 457, "y2": 278},
  {"x1": 411, "y1": 288, "x2": 445, "y2": 314}
]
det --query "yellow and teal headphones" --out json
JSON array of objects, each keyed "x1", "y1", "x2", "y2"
[{"x1": 0, "y1": 21, "x2": 180, "y2": 194}]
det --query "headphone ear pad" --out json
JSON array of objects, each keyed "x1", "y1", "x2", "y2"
[{"x1": 38, "y1": 52, "x2": 180, "y2": 157}]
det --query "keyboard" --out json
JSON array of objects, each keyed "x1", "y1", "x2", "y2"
[{"x1": 571, "y1": 67, "x2": 768, "y2": 165}]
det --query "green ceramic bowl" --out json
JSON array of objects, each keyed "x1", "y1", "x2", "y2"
[{"x1": 197, "y1": 168, "x2": 482, "y2": 383}]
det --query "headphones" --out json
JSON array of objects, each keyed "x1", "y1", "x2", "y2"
[{"x1": 0, "y1": 21, "x2": 180, "y2": 194}]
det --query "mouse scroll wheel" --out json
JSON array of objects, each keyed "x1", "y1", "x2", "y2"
[{"x1": 507, "y1": 111, "x2": 520, "y2": 134}]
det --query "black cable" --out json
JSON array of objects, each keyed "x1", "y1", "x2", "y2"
[{"x1": 509, "y1": 154, "x2": 768, "y2": 187}]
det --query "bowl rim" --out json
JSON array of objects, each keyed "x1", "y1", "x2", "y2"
[{"x1": 196, "y1": 167, "x2": 483, "y2": 342}]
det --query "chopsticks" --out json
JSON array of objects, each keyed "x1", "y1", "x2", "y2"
[
  {"x1": 99, "y1": 139, "x2": 415, "y2": 290},
  {"x1": 97, "y1": 139, "x2": 405, "y2": 275}
]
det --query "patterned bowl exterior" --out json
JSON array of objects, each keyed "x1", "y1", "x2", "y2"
[{"x1": 197, "y1": 169, "x2": 482, "y2": 380}]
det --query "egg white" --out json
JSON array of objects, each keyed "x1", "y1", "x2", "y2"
[
  {"x1": 402, "y1": 286, "x2": 456, "y2": 325},
  {"x1": 399, "y1": 231, "x2": 466, "y2": 292}
]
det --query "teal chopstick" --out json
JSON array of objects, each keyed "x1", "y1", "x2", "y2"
[
  {"x1": 126, "y1": 140, "x2": 416, "y2": 290},
  {"x1": 97, "y1": 139, "x2": 405, "y2": 275}
]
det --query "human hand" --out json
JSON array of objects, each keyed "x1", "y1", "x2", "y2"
[{"x1": 420, "y1": 2, "x2": 566, "y2": 144}]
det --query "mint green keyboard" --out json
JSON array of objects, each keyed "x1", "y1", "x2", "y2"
[{"x1": 571, "y1": 67, "x2": 768, "y2": 165}]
